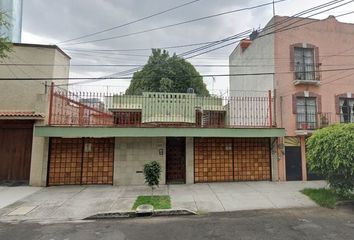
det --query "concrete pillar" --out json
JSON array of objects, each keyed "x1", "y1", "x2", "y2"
[
  {"x1": 29, "y1": 135, "x2": 49, "y2": 186},
  {"x1": 185, "y1": 137, "x2": 194, "y2": 184},
  {"x1": 277, "y1": 137, "x2": 286, "y2": 181},
  {"x1": 300, "y1": 136, "x2": 307, "y2": 181},
  {"x1": 270, "y1": 137, "x2": 279, "y2": 181}
]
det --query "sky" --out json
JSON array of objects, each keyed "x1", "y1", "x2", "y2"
[{"x1": 20, "y1": 0, "x2": 354, "y2": 93}]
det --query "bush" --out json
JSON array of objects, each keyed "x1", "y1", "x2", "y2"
[
  {"x1": 307, "y1": 124, "x2": 354, "y2": 196},
  {"x1": 143, "y1": 161, "x2": 161, "y2": 195}
]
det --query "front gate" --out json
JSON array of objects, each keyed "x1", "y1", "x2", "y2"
[
  {"x1": 285, "y1": 146, "x2": 302, "y2": 181},
  {"x1": 48, "y1": 138, "x2": 114, "y2": 185}
]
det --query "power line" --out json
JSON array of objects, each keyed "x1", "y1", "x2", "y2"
[
  {"x1": 70, "y1": 0, "x2": 351, "y2": 81},
  {"x1": 56, "y1": 0, "x2": 202, "y2": 44},
  {"x1": 3, "y1": 66, "x2": 354, "y2": 81},
  {"x1": 60, "y1": 0, "x2": 286, "y2": 46},
  {"x1": 51, "y1": 0, "x2": 354, "y2": 86}
]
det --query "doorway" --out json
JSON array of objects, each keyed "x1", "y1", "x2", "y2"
[
  {"x1": 166, "y1": 137, "x2": 186, "y2": 184},
  {"x1": 285, "y1": 146, "x2": 302, "y2": 181}
]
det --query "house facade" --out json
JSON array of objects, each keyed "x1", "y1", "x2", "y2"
[
  {"x1": 0, "y1": 43, "x2": 70, "y2": 185},
  {"x1": 229, "y1": 16, "x2": 354, "y2": 181},
  {"x1": 33, "y1": 85, "x2": 284, "y2": 186}
]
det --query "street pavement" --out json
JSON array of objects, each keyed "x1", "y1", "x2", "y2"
[
  {"x1": 0, "y1": 207, "x2": 353, "y2": 240},
  {"x1": 0, "y1": 181, "x2": 326, "y2": 222}
]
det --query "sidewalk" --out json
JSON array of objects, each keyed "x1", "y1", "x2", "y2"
[
  {"x1": 0, "y1": 186, "x2": 41, "y2": 209},
  {"x1": 0, "y1": 181, "x2": 326, "y2": 222}
]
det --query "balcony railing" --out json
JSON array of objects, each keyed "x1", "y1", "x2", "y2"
[
  {"x1": 48, "y1": 84, "x2": 274, "y2": 128},
  {"x1": 294, "y1": 64, "x2": 320, "y2": 85},
  {"x1": 296, "y1": 112, "x2": 332, "y2": 130}
]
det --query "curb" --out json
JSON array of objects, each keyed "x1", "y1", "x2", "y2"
[{"x1": 84, "y1": 209, "x2": 196, "y2": 220}]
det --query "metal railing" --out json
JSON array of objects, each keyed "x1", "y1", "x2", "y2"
[
  {"x1": 296, "y1": 112, "x2": 332, "y2": 130},
  {"x1": 294, "y1": 63, "x2": 319, "y2": 81},
  {"x1": 48, "y1": 84, "x2": 274, "y2": 128}
]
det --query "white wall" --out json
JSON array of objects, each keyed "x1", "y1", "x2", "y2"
[
  {"x1": 228, "y1": 26, "x2": 275, "y2": 127},
  {"x1": 114, "y1": 137, "x2": 166, "y2": 185}
]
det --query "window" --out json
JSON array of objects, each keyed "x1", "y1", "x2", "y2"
[
  {"x1": 339, "y1": 98, "x2": 354, "y2": 123},
  {"x1": 296, "y1": 97, "x2": 317, "y2": 129},
  {"x1": 294, "y1": 47, "x2": 315, "y2": 80}
]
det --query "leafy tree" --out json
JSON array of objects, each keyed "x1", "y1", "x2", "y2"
[
  {"x1": 0, "y1": 11, "x2": 12, "y2": 59},
  {"x1": 143, "y1": 161, "x2": 161, "y2": 195},
  {"x1": 307, "y1": 124, "x2": 354, "y2": 196},
  {"x1": 126, "y1": 49, "x2": 209, "y2": 96}
]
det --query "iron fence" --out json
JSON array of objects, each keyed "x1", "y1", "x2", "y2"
[{"x1": 48, "y1": 84, "x2": 274, "y2": 128}]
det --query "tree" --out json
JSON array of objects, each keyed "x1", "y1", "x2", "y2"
[
  {"x1": 126, "y1": 49, "x2": 209, "y2": 96},
  {"x1": 0, "y1": 11, "x2": 12, "y2": 59},
  {"x1": 143, "y1": 161, "x2": 161, "y2": 195},
  {"x1": 307, "y1": 124, "x2": 354, "y2": 196}
]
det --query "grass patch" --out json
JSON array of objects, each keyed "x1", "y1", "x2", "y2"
[
  {"x1": 301, "y1": 188, "x2": 354, "y2": 209},
  {"x1": 132, "y1": 195, "x2": 171, "y2": 210}
]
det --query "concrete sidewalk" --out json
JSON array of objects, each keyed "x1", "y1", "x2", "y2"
[
  {"x1": 0, "y1": 181, "x2": 326, "y2": 222},
  {"x1": 0, "y1": 186, "x2": 41, "y2": 209}
]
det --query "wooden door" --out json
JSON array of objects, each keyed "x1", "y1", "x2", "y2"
[
  {"x1": 0, "y1": 121, "x2": 33, "y2": 183},
  {"x1": 166, "y1": 137, "x2": 186, "y2": 184}
]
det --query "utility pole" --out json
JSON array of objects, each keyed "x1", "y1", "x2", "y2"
[{"x1": 272, "y1": 0, "x2": 276, "y2": 17}]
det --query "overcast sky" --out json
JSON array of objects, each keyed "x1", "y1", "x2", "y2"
[{"x1": 21, "y1": 0, "x2": 354, "y2": 93}]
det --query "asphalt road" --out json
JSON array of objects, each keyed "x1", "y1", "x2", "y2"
[{"x1": 0, "y1": 207, "x2": 353, "y2": 240}]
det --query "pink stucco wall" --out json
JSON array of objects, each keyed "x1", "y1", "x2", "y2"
[{"x1": 274, "y1": 16, "x2": 354, "y2": 136}]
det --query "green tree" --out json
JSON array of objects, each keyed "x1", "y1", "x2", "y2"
[
  {"x1": 126, "y1": 49, "x2": 209, "y2": 95},
  {"x1": 0, "y1": 11, "x2": 12, "y2": 59},
  {"x1": 307, "y1": 124, "x2": 354, "y2": 196},
  {"x1": 143, "y1": 161, "x2": 161, "y2": 195}
]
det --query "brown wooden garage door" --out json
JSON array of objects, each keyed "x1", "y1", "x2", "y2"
[
  {"x1": 48, "y1": 138, "x2": 114, "y2": 185},
  {"x1": 194, "y1": 138, "x2": 271, "y2": 183},
  {"x1": 0, "y1": 120, "x2": 33, "y2": 183}
]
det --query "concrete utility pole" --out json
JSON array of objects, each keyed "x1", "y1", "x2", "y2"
[
  {"x1": 273, "y1": 0, "x2": 276, "y2": 17},
  {"x1": 0, "y1": 0, "x2": 23, "y2": 43}
]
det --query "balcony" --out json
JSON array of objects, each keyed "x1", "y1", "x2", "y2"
[
  {"x1": 48, "y1": 84, "x2": 274, "y2": 129},
  {"x1": 296, "y1": 112, "x2": 332, "y2": 132},
  {"x1": 293, "y1": 64, "x2": 320, "y2": 86}
]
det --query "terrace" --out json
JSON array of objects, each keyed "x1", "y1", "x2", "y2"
[{"x1": 48, "y1": 84, "x2": 274, "y2": 129}]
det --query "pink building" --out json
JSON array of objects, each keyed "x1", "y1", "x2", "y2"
[{"x1": 230, "y1": 15, "x2": 354, "y2": 181}]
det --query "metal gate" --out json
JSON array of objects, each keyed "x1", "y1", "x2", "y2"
[
  {"x1": 285, "y1": 146, "x2": 302, "y2": 181},
  {"x1": 0, "y1": 120, "x2": 33, "y2": 183},
  {"x1": 48, "y1": 138, "x2": 114, "y2": 185},
  {"x1": 194, "y1": 138, "x2": 271, "y2": 183}
]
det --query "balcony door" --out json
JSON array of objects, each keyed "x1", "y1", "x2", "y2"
[{"x1": 296, "y1": 97, "x2": 317, "y2": 129}]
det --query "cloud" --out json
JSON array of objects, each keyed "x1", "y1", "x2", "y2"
[{"x1": 21, "y1": 0, "x2": 354, "y2": 92}]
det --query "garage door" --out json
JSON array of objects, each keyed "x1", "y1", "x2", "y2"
[
  {"x1": 0, "y1": 120, "x2": 33, "y2": 183},
  {"x1": 194, "y1": 138, "x2": 271, "y2": 183},
  {"x1": 48, "y1": 138, "x2": 114, "y2": 185}
]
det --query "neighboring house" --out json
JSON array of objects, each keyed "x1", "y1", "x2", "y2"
[
  {"x1": 229, "y1": 15, "x2": 354, "y2": 181},
  {"x1": 34, "y1": 85, "x2": 284, "y2": 186},
  {"x1": 0, "y1": 43, "x2": 70, "y2": 185}
]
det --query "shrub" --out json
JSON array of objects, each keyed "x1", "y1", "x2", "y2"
[
  {"x1": 307, "y1": 124, "x2": 354, "y2": 197},
  {"x1": 143, "y1": 161, "x2": 161, "y2": 195}
]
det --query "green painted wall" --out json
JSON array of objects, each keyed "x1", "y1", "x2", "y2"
[{"x1": 35, "y1": 126, "x2": 285, "y2": 138}]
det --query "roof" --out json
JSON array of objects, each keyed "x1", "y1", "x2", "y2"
[
  {"x1": 0, "y1": 111, "x2": 45, "y2": 119},
  {"x1": 12, "y1": 43, "x2": 71, "y2": 60}
]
